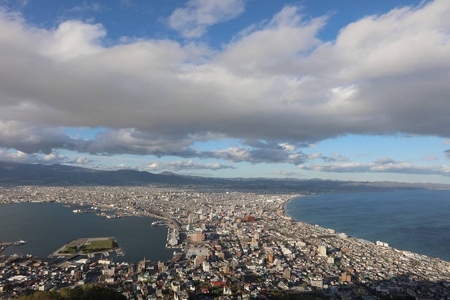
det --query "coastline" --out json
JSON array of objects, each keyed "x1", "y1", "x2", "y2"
[
  {"x1": 1, "y1": 186, "x2": 449, "y2": 299},
  {"x1": 0, "y1": 202, "x2": 174, "y2": 263},
  {"x1": 282, "y1": 191, "x2": 450, "y2": 263}
]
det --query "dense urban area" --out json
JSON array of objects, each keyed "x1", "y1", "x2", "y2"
[{"x1": 0, "y1": 185, "x2": 449, "y2": 299}]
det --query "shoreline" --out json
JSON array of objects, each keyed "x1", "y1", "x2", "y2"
[
  {"x1": 2, "y1": 192, "x2": 449, "y2": 264},
  {"x1": 282, "y1": 192, "x2": 450, "y2": 263},
  {"x1": 1, "y1": 186, "x2": 449, "y2": 299},
  {"x1": 0, "y1": 202, "x2": 174, "y2": 263}
]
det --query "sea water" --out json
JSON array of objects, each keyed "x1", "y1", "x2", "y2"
[
  {"x1": 286, "y1": 189, "x2": 450, "y2": 262},
  {"x1": 0, "y1": 202, "x2": 173, "y2": 263}
]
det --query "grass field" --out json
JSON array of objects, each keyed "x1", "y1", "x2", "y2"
[
  {"x1": 85, "y1": 238, "x2": 115, "y2": 251},
  {"x1": 59, "y1": 237, "x2": 119, "y2": 255}
]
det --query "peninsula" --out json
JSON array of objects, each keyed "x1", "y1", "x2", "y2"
[{"x1": 0, "y1": 185, "x2": 449, "y2": 299}]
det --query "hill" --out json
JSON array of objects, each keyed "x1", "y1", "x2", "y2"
[{"x1": 0, "y1": 161, "x2": 448, "y2": 193}]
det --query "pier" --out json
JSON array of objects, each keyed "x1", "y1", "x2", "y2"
[{"x1": 0, "y1": 240, "x2": 27, "y2": 252}]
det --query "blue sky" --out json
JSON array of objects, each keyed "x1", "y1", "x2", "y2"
[{"x1": 0, "y1": 0, "x2": 449, "y2": 184}]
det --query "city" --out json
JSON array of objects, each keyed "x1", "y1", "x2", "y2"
[{"x1": 1, "y1": 185, "x2": 449, "y2": 299}]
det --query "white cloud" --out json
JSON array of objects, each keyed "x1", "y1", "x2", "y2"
[
  {"x1": 168, "y1": 0, "x2": 246, "y2": 38},
  {"x1": 140, "y1": 159, "x2": 236, "y2": 171},
  {"x1": 307, "y1": 152, "x2": 322, "y2": 160},
  {"x1": 219, "y1": 5, "x2": 326, "y2": 75},
  {"x1": 44, "y1": 20, "x2": 106, "y2": 61},
  {"x1": 72, "y1": 156, "x2": 92, "y2": 166},
  {"x1": 0, "y1": 1, "x2": 449, "y2": 173},
  {"x1": 68, "y1": 2, "x2": 105, "y2": 13},
  {"x1": 0, "y1": 149, "x2": 68, "y2": 164},
  {"x1": 43, "y1": 152, "x2": 67, "y2": 163},
  {"x1": 278, "y1": 143, "x2": 296, "y2": 152},
  {"x1": 298, "y1": 159, "x2": 450, "y2": 177},
  {"x1": 443, "y1": 140, "x2": 450, "y2": 145}
]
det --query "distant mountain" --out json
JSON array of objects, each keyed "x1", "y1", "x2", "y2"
[{"x1": 0, "y1": 161, "x2": 449, "y2": 193}]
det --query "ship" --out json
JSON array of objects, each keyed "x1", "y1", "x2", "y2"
[{"x1": 12, "y1": 240, "x2": 27, "y2": 245}]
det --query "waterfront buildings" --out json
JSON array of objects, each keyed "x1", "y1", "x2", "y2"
[{"x1": 0, "y1": 185, "x2": 449, "y2": 299}]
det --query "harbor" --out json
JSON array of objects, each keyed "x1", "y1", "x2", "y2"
[{"x1": 0, "y1": 240, "x2": 27, "y2": 253}]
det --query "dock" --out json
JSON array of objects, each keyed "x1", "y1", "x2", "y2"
[{"x1": 0, "y1": 240, "x2": 27, "y2": 253}]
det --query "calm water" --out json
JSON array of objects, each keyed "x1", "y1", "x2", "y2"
[
  {"x1": 286, "y1": 189, "x2": 450, "y2": 262},
  {"x1": 0, "y1": 203, "x2": 174, "y2": 263}
]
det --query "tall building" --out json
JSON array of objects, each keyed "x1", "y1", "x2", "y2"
[
  {"x1": 74, "y1": 270, "x2": 82, "y2": 281},
  {"x1": 193, "y1": 256, "x2": 201, "y2": 267},
  {"x1": 138, "y1": 257, "x2": 151, "y2": 273},
  {"x1": 203, "y1": 261, "x2": 210, "y2": 272},
  {"x1": 318, "y1": 245, "x2": 327, "y2": 256},
  {"x1": 188, "y1": 213, "x2": 196, "y2": 224}
]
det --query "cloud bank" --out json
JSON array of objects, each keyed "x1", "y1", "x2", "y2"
[{"x1": 0, "y1": 1, "x2": 449, "y2": 175}]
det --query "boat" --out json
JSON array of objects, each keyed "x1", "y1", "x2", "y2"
[{"x1": 12, "y1": 240, "x2": 27, "y2": 245}]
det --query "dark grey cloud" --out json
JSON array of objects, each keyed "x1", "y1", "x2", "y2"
[
  {"x1": 273, "y1": 170, "x2": 303, "y2": 177},
  {"x1": 201, "y1": 147, "x2": 307, "y2": 165},
  {"x1": 0, "y1": 121, "x2": 307, "y2": 165},
  {"x1": 321, "y1": 153, "x2": 350, "y2": 163},
  {"x1": 0, "y1": 120, "x2": 74, "y2": 154}
]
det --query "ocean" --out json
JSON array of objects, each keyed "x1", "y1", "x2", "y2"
[
  {"x1": 286, "y1": 189, "x2": 450, "y2": 262},
  {"x1": 0, "y1": 202, "x2": 174, "y2": 263}
]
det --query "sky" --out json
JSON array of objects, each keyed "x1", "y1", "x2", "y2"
[{"x1": 0, "y1": 0, "x2": 449, "y2": 184}]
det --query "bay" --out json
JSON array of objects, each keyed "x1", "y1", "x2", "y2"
[
  {"x1": 286, "y1": 189, "x2": 450, "y2": 262},
  {"x1": 0, "y1": 202, "x2": 174, "y2": 263}
]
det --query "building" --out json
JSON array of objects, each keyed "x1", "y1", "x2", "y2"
[
  {"x1": 310, "y1": 277, "x2": 323, "y2": 288},
  {"x1": 318, "y1": 245, "x2": 327, "y2": 256},
  {"x1": 244, "y1": 215, "x2": 255, "y2": 222},
  {"x1": 283, "y1": 268, "x2": 291, "y2": 279},
  {"x1": 340, "y1": 272, "x2": 352, "y2": 282},
  {"x1": 327, "y1": 256, "x2": 335, "y2": 264},
  {"x1": 190, "y1": 232, "x2": 205, "y2": 242},
  {"x1": 138, "y1": 257, "x2": 151, "y2": 273}
]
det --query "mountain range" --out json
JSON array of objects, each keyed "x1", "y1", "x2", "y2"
[{"x1": 0, "y1": 161, "x2": 449, "y2": 194}]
